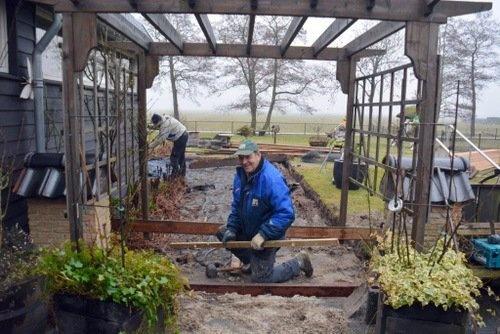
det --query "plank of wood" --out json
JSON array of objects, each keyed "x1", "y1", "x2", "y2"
[
  {"x1": 112, "y1": 218, "x2": 378, "y2": 240},
  {"x1": 169, "y1": 238, "x2": 339, "y2": 249}
]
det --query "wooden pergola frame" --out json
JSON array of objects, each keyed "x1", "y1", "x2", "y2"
[{"x1": 31, "y1": 0, "x2": 491, "y2": 250}]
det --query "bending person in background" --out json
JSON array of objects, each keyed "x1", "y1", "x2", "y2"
[
  {"x1": 217, "y1": 139, "x2": 313, "y2": 283},
  {"x1": 150, "y1": 114, "x2": 189, "y2": 177}
]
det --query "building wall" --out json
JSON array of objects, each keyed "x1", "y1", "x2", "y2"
[
  {"x1": 0, "y1": 2, "x2": 140, "y2": 245},
  {"x1": 0, "y1": 1, "x2": 36, "y2": 236}
]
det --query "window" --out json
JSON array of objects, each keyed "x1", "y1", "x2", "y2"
[{"x1": 0, "y1": 0, "x2": 8, "y2": 73}]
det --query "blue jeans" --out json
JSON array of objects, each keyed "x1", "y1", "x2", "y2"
[{"x1": 216, "y1": 228, "x2": 301, "y2": 283}]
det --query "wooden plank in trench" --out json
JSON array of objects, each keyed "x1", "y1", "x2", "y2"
[{"x1": 188, "y1": 282, "x2": 358, "y2": 297}]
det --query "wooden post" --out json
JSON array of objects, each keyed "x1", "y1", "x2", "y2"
[
  {"x1": 478, "y1": 133, "x2": 481, "y2": 149},
  {"x1": 62, "y1": 13, "x2": 82, "y2": 242},
  {"x1": 137, "y1": 53, "x2": 149, "y2": 224},
  {"x1": 92, "y1": 54, "x2": 101, "y2": 201},
  {"x1": 338, "y1": 58, "x2": 357, "y2": 226},
  {"x1": 405, "y1": 22, "x2": 440, "y2": 251}
]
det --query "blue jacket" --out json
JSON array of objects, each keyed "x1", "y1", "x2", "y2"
[{"x1": 226, "y1": 159, "x2": 295, "y2": 240}]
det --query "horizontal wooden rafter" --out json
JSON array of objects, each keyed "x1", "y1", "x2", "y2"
[
  {"x1": 32, "y1": 0, "x2": 492, "y2": 23},
  {"x1": 142, "y1": 13, "x2": 183, "y2": 52},
  {"x1": 312, "y1": 18, "x2": 356, "y2": 56},
  {"x1": 97, "y1": 13, "x2": 152, "y2": 50},
  {"x1": 344, "y1": 21, "x2": 405, "y2": 57},
  {"x1": 281, "y1": 16, "x2": 308, "y2": 56},
  {"x1": 247, "y1": 14, "x2": 256, "y2": 55},
  {"x1": 147, "y1": 42, "x2": 385, "y2": 60},
  {"x1": 194, "y1": 14, "x2": 217, "y2": 53}
]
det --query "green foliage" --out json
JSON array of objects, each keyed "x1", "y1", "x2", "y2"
[
  {"x1": 35, "y1": 240, "x2": 187, "y2": 329},
  {"x1": 370, "y1": 233, "x2": 484, "y2": 326},
  {"x1": 236, "y1": 125, "x2": 254, "y2": 137}
]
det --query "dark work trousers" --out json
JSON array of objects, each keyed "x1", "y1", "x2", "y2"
[
  {"x1": 170, "y1": 131, "x2": 188, "y2": 177},
  {"x1": 216, "y1": 227, "x2": 301, "y2": 283}
]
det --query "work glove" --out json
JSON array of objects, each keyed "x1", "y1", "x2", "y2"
[
  {"x1": 222, "y1": 229, "x2": 236, "y2": 245},
  {"x1": 251, "y1": 233, "x2": 265, "y2": 250}
]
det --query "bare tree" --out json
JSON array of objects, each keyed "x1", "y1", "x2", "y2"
[
  {"x1": 213, "y1": 16, "x2": 336, "y2": 130},
  {"x1": 145, "y1": 15, "x2": 215, "y2": 120},
  {"x1": 441, "y1": 12, "x2": 500, "y2": 136}
]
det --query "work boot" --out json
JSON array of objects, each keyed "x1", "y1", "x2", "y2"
[{"x1": 296, "y1": 251, "x2": 313, "y2": 277}]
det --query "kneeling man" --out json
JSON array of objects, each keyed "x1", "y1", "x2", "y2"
[{"x1": 217, "y1": 140, "x2": 313, "y2": 283}]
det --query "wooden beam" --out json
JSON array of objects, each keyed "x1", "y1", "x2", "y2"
[
  {"x1": 405, "y1": 21, "x2": 440, "y2": 250},
  {"x1": 189, "y1": 282, "x2": 358, "y2": 297},
  {"x1": 97, "y1": 13, "x2": 152, "y2": 50},
  {"x1": 34, "y1": 0, "x2": 492, "y2": 23},
  {"x1": 62, "y1": 13, "x2": 82, "y2": 242},
  {"x1": 170, "y1": 238, "x2": 339, "y2": 249},
  {"x1": 247, "y1": 14, "x2": 255, "y2": 55},
  {"x1": 338, "y1": 58, "x2": 357, "y2": 226},
  {"x1": 145, "y1": 54, "x2": 159, "y2": 88},
  {"x1": 137, "y1": 53, "x2": 149, "y2": 228},
  {"x1": 72, "y1": 13, "x2": 98, "y2": 72},
  {"x1": 312, "y1": 18, "x2": 356, "y2": 56},
  {"x1": 142, "y1": 14, "x2": 183, "y2": 52},
  {"x1": 344, "y1": 21, "x2": 405, "y2": 57},
  {"x1": 111, "y1": 219, "x2": 378, "y2": 239},
  {"x1": 194, "y1": 14, "x2": 217, "y2": 53},
  {"x1": 149, "y1": 42, "x2": 384, "y2": 60},
  {"x1": 425, "y1": 0, "x2": 441, "y2": 16},
  {"x1": 280, "y1": 16, "x2": 308, "y2": 56}
]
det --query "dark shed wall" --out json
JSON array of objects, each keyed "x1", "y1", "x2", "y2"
[{"x1": 0, "y1": 1, "x2": 36, "y2": 234}]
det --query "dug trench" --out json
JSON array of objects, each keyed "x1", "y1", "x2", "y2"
[{"x1": 127, "y1": 156, "x2": 375, "y2": 333}]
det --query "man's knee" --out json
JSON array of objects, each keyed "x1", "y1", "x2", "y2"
[{"x1": 250, "y1": 271, "x2": 273, "y2": 283}]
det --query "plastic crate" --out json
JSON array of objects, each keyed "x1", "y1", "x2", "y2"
[{"x1": 472, "y1": 238, "x2": 500, "y2": 269}]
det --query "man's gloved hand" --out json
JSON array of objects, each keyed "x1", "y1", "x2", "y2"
[
  {"x1": 222, "y1": 229, "x2": 236, "y2": 245},
  {"x1": 251, "y1": 233, "x2": 265, "y2": 250}
]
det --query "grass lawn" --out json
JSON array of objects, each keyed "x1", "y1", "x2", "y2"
[{"x1": 292, "y1": 160, "x2": 386, "y2": 215}]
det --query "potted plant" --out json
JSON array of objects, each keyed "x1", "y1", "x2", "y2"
[
  {"x1": 35, "y1": 238, "x2": 187, "y2": 333},
  {"x1": 0, "y1": 225, "x2": 48, "y2": 334},
  {"x1": 308, "y1": 125, "x2": 329, "y2": 147},
  {"x1": 369, "y1": 232, "x2": 484, "y2": 333},
  {"x1": 236, "y1": 125, "x2": 254, "y2": 138}
]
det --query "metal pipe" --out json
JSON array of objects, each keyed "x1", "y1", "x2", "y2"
[
  {"x1": 449, "y1": 125, "x2": 500, "y2": 170},
  {"x1": 33, "y1": 14, "x2": 63, "y2": 152}
]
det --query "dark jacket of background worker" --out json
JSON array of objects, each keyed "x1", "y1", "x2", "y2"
[
  {"x1": 217, "y1": 139, "x2": 313, "y2": 283},
  {"x1": 150, "y1": 114, "x2": 189, "y2": 177}
]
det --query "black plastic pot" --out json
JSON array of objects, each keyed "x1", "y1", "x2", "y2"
[
  {"x1": 375, "y1": 293, "x2": 468, "y2": 334},
  {"x1": 365, "y1": 285, "x2": 379, "y2": 325},
  {"x1": 0, "y1": 277, "x2": 48, "y2": 334},
  {"x1": 333, "y1": 159, "x2": 368, "y2": 190},
  {"x1": 54, "y1": 294, "x2": 165, "y2": 334}
]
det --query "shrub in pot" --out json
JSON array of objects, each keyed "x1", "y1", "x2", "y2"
[
  {"x1": 0, "y1": 225, "x2": 48, "y2": 334},
  {"x1": 369, "y1": 232, "x2": 484, "y2": 334},
  {"x1": 236, "y1": 125, "x2": 254, "y2": 138},
  {"x1": 35, "y1": 238, "x2": 187, "y2": 333}
]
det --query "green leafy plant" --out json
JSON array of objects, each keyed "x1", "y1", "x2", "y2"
[
  {"x1": 370, "y1": 232, "x2": 484, "y2": 326},
  {"x1": 237, "y1": 125, "x2": 254, "y2": 138},
  {"x1": 35, "y1": 239, "x2": 187, "y2": 329}
]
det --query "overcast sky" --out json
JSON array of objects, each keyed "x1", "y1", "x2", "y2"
[{"x1": 147, "y1": 1, "x2": 500, "y2": 119}]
